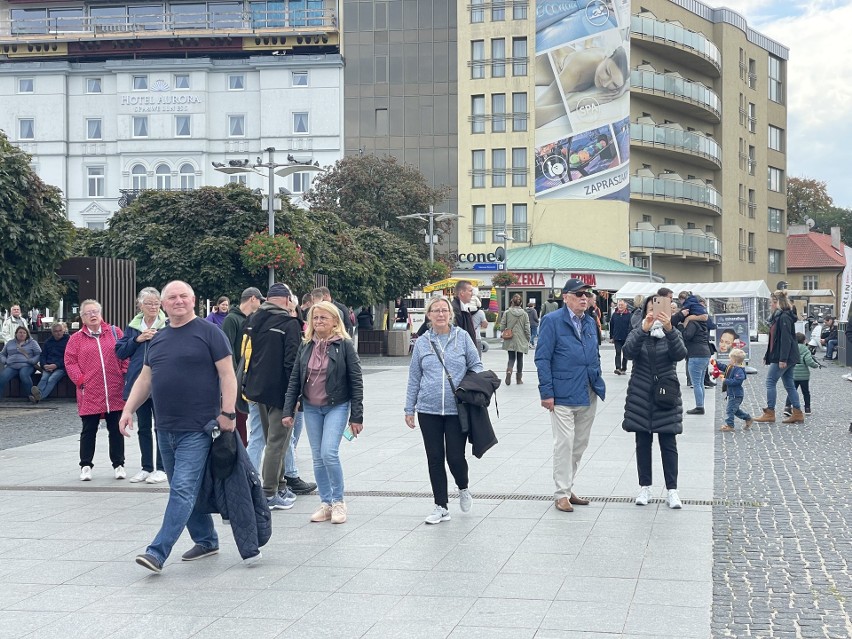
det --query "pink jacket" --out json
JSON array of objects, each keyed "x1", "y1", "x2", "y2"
[{"x1": 64, "y1": 322, "x2": 128, "y2": 416}]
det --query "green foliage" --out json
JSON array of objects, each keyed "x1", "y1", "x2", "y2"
[
  {"x1": 492, "y1": 272, "x2": 519, "y2": 288},
  {"x1": 426, "y1": 260, "x2": 450, "y2": 283},
  {"x1": 808, "y1": 205, "x2": 852, "y2": 242},
  {"x1": 71, "y1": 226, "x2": 111, "y2": 257},
  {"x1": 787, "y1": 177, "x2": 833, "y2": 225},
  {"x1": 351, "y1": 228, "x2": 428, "y2": 305},
  {"x1": 240, "y1": 231, "x2": 304, "y2": 276},
  {"x1": 0, "y1": 130, "x2": 74, "y2": 307},
  {"x1": 484, "y1": 311, "x2": 498, "y2": 322}
]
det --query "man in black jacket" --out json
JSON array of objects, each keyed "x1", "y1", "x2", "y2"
[
  {"x1": 243, "y1": 283, "x2": 303, "y2": 510},
  {"x1": 452, "y1": 280, "x2": 478, "y2": 348}
]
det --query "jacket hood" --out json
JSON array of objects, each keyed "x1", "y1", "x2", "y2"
[
  {"x1": 228, "y1": 306, "x2": 247, "y2": 320},
  {"x1": 128, "y1": 310, "x2": 167, "y2": 330}
]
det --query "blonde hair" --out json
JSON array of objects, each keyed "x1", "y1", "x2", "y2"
[
  {"x1": 304, "y1": 301, "x2": 351, "y2": 342},
  {"x1": 425, "y1": 295, "x2": 455, "y2": 323},
  {"x1": 771, "y1": 290, "x2": 792, "y2": 311},
  {"x1": 729, "y1": 348, "x2": 746, "y2": 364}
]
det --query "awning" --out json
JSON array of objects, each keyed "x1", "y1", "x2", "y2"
[
  {"x1": 614, "y1": 280, "x2": 772, "y2": 300},
  {"x1": 423, "y1": 278, "x2": 484, "y2": 293},
  {"x1": 784, "y1": 289, "x2": 835, "y2": 297}
]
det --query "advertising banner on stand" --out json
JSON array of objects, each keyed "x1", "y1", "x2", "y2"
[
  {"x1": 838, "y1": 245, "x2": 852, "y2": 322},
  {"x1": 535, "y1": 0, "x2": 632, "y2": 201},
  {"x1": 714, "y1": 313, "x2": 751, "y2": 363}
]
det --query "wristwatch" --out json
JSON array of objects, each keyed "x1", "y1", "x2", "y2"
[{"x1": 220, "y1": 410, "x2": 237, "y2": 420}]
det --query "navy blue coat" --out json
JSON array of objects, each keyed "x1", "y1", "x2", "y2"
[
  {"x1": 609, "y1": 310, "x2": 632, "y2": 342},
  {"x1": 40, "y1": 334, "x2": 69, "y2": 369}
]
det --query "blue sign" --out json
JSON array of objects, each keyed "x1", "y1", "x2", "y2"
[{"x1": 473, "y1": 263, "x2": 499, "y2": 271}]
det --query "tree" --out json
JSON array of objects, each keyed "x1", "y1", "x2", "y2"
[
  {"x1": 787, "y1": 177, "x2": 833, "y2": 225},
  {"x1": 304, "y1": 154, "x2": 452, "y2": 254},
  {"x1": 0, "y1": 130, "x2": 74, "y2": 308},
  {"x1": 809, "y1": 205, "x2": 852, "y2": 242},
  {"x1": 351, "y1": 227, "x2": 428, "y2": 304}
]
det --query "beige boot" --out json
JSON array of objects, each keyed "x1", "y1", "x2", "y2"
[
  {"x1": 782, "y1": 408, "x2": 805, "y2": 424},
  {"x1": 505, "y1": 369, "x2": 512, "y2": 386},
  {"x1": 753, "y1": 408, "x2": 776, "y2": 423},
  {"x1": 516, "y1": 372, "x2": 523, "y2": 384}
]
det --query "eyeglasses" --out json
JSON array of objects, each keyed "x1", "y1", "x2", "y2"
[
  {"x1": 81, "y1": 310, "x2": 101, "y2": 316},
  {"x1": 429, "y1": 308, "x2": 450, "y2": 314},
  {"x1": 142, "y1": 301, "x2": 161, "y2": 307},
  {"x1": 568, "y1": 291, "x2": 594, "y2": 298}
]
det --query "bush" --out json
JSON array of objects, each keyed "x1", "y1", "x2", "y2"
[{"x1": 485, "y1": 311, "x2": 497, "y2": 322}]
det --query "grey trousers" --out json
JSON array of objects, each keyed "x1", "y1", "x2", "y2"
[{"x1": 259, "y1": 403, "x2": 293, "y2": 497}]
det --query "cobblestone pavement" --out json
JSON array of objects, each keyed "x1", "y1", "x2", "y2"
[
  {"x1": 0, "y1": 401, "x2": 80, "y2": 450},
  {"x1": 712, "y1": 344, "x2": 852, "y2": 638}
]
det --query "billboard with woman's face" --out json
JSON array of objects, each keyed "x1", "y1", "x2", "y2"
[{"x1": 715, "y1": 314, "x2": 751, "y2": 362}]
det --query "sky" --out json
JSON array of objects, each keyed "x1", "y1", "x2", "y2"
[{"x1": 722, "y1": 0, "x2": 852, "y2": 209}]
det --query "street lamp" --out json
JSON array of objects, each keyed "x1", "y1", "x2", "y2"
[
  {"x1": 213, "y1": 148, "x2": 323, "y2": 287},
  {"x1": 397, "y1": 205, "x2": 461, "y2": 263},
  {"x1": 495, "y1": 230, "x2": 515, "y2": 311}
]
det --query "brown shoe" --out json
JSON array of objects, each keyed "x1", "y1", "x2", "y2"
[
  {"x1": 516, "y1": 373, "x2": 523, "y2": 385},
  {"x1": 753, "y1": 409, "x2": 776, "y2": 423},
  {"x1": 782, "y1": 408, "x2": 805, "y2": 424},
  {"x1": 744, "y1": 418, "x2": 754, "y2": 430},
  {"x1": 569, "y1": 493, "x2": 590, "y2": 506},
  {"x1": 505, "y1": 369, "x2": 512, "y2": 386},
  {"x1": 720, "y1": 424, "x2": 735, "y2": 432},
  {"x1": 555, "y1": 497, "x2": 573, "y2": 512},
  {"x1": 310, "y1": 503, "x2": 332, "y2": 522}
]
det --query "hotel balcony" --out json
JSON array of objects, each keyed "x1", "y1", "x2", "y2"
[
  {"x1": 630, "y1": 172, "x2": 722, "y2": 216},
  {"x1": 631, "y1": 66, "x2": 720, "y2": 123},
  {"x1": 630, "y1": 120, "x2": 722, "y2": 170},
  {"x1": 631, "y1": 13, "x2": 721, "y2": 77},
  {"x1": 630, "y1": 224, "x2": 722, "y2": 263}
]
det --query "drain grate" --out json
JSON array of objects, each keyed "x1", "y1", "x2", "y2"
[{"x1": 0, "y1": 485, "x2": 761, "y2": 507}]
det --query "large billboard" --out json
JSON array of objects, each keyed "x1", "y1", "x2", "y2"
[{"x1": 535, "y1": 0, "x2": 631, "y2": 201}]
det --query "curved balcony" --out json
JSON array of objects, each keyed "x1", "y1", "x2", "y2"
[
  {"x1": 631, "y1": 15, "x2": 721, "y2": 77},
  {"x1": 630, "y1": 176, "x2": 722, "y2": 215},
  {"x1": 630, "y1": 229, "x2": 721, "y2": 262},
  {"x1": 630, "y1": 123, "x2": 722, "y2": 170},
  {"x1": 631, "y1": 69, "x2": 720, "y2": 123}
]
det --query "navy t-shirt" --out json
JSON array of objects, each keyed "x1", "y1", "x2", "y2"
[{"x1": 144, "y1": 317, "x2": 232, "y2": 431}]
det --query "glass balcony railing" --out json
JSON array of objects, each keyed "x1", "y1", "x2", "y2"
[
  {"x1": 631, "y1": 15, "x2": 721, "y2": 73},
  {"x1": 630, "y1": 229, "x2": 721, "y2": 260},
  {"x1": 630, "y1": 123, "x2": 721, "y2": 166},
  {"x1": 631, "y1": 176, "x2": 722, "y2": 214},
  {"x1": 631, "y1": 69, "x2": 720, "y2": 120}
]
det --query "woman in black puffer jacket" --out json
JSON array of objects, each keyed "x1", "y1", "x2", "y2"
[
  {"x1": 622, "y1": 296, "x2": 688, "y2": 510},
  {"x1": 753, "y1": 290, "x2": 802, "y2": 424}
]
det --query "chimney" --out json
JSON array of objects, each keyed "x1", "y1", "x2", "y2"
[
  {"x1": 786, "y1": 224, "x2": 809, "y2": 236},
  {"x1": 831, "y1": 226, "x2": 841, "y2": 250}
]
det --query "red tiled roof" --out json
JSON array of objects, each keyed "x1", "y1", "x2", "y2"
[{"x1": 787, "y1": 232, "x2": 846, "y2": 269}]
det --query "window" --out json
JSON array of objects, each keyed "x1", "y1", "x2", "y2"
[
  {"x1": 228, "y1": 74, "x2": 245, "y2": 90},
  {"x1": 19, "y1": 119, "x2": 34, "y2": 140},
  {"x1": 768, "y1": 166, "x2": 783, "y2": 192},
  {"x1": 768, "y1": 125, "x2": 784, "y2": 152},
  {"x1": 292, "y1": 71, "x2": 308, "y2": 86},
  {"x1": 293, "y1": 172, "x2": 312, "y2": 193},
  {"x1": 86, "y1": 118, "x2": 102, "y2": 140},
  {"x1": 179, "y1": 163, "x2": 195, "y2": 190},
  {"x1": 470, "y1": 0, "x2": 484, "y2": 23},
  {"x1": 513, "y1": 1, "x2": 528, "y2": 19},
  {"x1": 86, "y1": 78, "x2": 102, "y2": 94},
  {"x1": 492, "y1": 149, "x2": 506, "y2": 187},
  {"x1": 87, "y1": 166, "x2": 104, "y2": 197},
  {"x1": 492, "y1": 94, "x2": 506, "y2": 133},
  {"x1": 472, "y1": 205, "x2": 486, "y2": 243},
  {"x1": 492, "y1": 2, "x2": 505, "y2": 20},
  {"x1": 229, "y1": 174, "x2": 247, "y2": 185},
  {"x1": 87, "y1": 221, "x2": 105, "y2": 230},
  {"x1": 155, "y1": 164, "x2": 171, "y2": 190},
  {"x1": 175, "y1": 115, "x2": 191, "y2": 137},
  {"x1": 18, "y1": 78, "x2": 33, "y2": 93},
  {"x1": 491, "y1": 38, "x2": 505, "y2": 78},
  {"x1": 471, "y1": 40, "x2": 485, "y2": 79},
  {"x1": 492, "y1": 204, "x2": 506, "y2": 242},
  {"x1": 768, "y1": 249, "x2": 783, "y2": 273},
  {"x1": 132, "y1": 116, "x2": 148, "y2": 138},
  {"x1": 131, "y1": 164, "x2": 147, "y2": 189},
  {"x1": 738, "y1": 228, "x2": 746, "y2": 261},
  {"x1": 293, "y1": 112, "x2": 309, "y2": 134},
  {"x1": 512, "y1": 92, "x2": 527, "y2": 131},
  {"x1": 768, "y1": 207, "x2": 783, "y2": 233},
  {"x1": 174, "y1": 74, "x2": 190, "y2": 90},
  {"x1": 229, "y1": 115, "x2": 245, "y2": 137},
  {"x1": 748, "y1": 145, "x2": 756, "y2": 175},
  {"x1": 747, "y1": 103, "x2": 756, "y2": 133},
  {"x1": 738, "y1": 93, "x2": 746, "y2": 126},
  {"x1": 748, "y1": 58, "x2": 757, "y2": 89},
  {"x1": 803, "y1": 275, "x2": 819, "y2": 291},
  {"x1": 472, "y1": 150, "x2": 486, "y2": 188},
  {"x1": 512, "y1": 204, "x2": 528, "y2": 241},
  {"x1": 471, "y1": 95, "x2": 485, "y2": 134},
  {"x1": 664, "y1": 218, "x2": 676, "y2": 226},
  {"x1": 769, "y1": 56, "x2": 783, "y2": 103},
  {"x1": 512, "y1": 148, "x2": 527, "y2": 187},
  {"x1": 132, "y1": 75, "x2": 148, "y2": 91},
  {"x1": 748, "y1": 188, "x2": 756, "y2": 218},
  {"x1": 512, "y1": 37, "x2": 527, "y2": 76},
  {"x1": 747, "y1": 232, "x2": 756, "y2": 262}
]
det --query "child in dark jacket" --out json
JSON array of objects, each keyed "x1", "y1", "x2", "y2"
[
  {"x1": 784, "y1": 332, "x2": 820, "y2": 416},
  {"x1": 717, "y1": 348, "x2": 752, "y2": 432}
]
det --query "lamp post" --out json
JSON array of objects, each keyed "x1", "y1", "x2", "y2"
[
  {"x1": 213, "y1": 148, "x2": 323, "y2": 287},
  {"x1": 496, "y1": 230, "x2": 515, "y2": 311},
  {"x1": 397, "y1": 205, "x2": 461, "y2": 263}
]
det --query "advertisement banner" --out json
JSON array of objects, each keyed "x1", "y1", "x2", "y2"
[
  {"x1": 535, "y1": 0, "x2": 631, "y2": 201},
  {"x1": 838, "y1": 244, "x2": 852, "y2": 322},
  {"x1": 714, "y1": 314, "x2": 751, "y2": 363}
]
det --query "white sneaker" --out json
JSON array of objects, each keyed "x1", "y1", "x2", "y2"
[
  {"x1": 114, "y1": 466, "x2": 126, "y2": 480},
  {"x1": 635, "y1": 485, "x2": 652, "y2": 506},
  {"x1": 146, "y1": 470, "x2": 168, "y2": 484},
  {"x1": 458, "y1": 488, "x2": 473, "y2": 513},
  {"x1": 843, "y1": 373, "x2": 852, "y2": 381},
  {"x1": 129, "y1": 470, "x2": 151, "y2": 483},
  {"x1": 667, "y1": 489, "x2": 683, "y2": 509},
  {"x1": 80, "y1": 466, "x2": 92, "y2": 481},
  {"x1": 424, "y1": 505, "x2": 451, "y2": 525}
]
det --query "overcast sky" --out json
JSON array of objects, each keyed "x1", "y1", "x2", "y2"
[{"x1": 724, "y1": 0, "x2": 852, "y2": 208}]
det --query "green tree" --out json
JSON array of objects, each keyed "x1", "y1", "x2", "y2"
[
  {"x1": 351, "y1": 227, "x2": 428, "y2": 304},
  {"x1": 787, "y1": 177, "x2": 833, "y2": 225},
  {"x1": 809, "y1": 205, "x2": 852, "y2": 242},
  {"x1": 0, "y1": 130, "x2": 74, "y2": 307}
]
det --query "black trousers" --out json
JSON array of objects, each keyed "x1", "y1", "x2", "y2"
[
  {"x1": 80, "y1": 411, "x2": 125, "y2": 469},
  {"x1": 785, "y1": 380, "x2": 811, "y2": 409},
  {"x1": 613, "y1": 340, "x2": 627, "y2": 371},
  {"x1": 635, "y1": 431, "x2": 678, "y2": 489},
  {"x1": 418, "y1": 413, "x2": 469, "y2": 508},
  {"x1": 507, "y1": 351, "x2": 524, "y2": 374}
]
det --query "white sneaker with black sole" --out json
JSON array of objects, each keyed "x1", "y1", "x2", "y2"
[
  {"x1": 667, "y1": 489, "x2": 683, "y2": 509},
  {"x1": 424, "y1": 505, "x2": 451, "y2": 525},
  {"x1": 635, "y1": 485, "x2": 652, "y2": 506}
]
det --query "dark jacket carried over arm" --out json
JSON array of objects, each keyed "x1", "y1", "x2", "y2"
[{"x1": 454, "y1": 369, "x2": 501, "y2": 458}]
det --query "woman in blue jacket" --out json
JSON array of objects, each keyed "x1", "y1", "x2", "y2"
[{"x1": 0, "y1": 326, "x2": 41, "y2": 399}]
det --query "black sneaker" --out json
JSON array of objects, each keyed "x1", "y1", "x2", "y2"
[
  {"x1": 805, "y1": 407, "x2": 812, "y2": 415},
  {"x1": 285, "y1": 476, "x2": 317, "y2": 495},
  {"x1": 135, "y1": 553, "x2": 162, "y2": 573},
  {"x1": 686, "y1": 407, "x2": 705, "y2": 415},
  {"x1": 783, "y1": 407, "x2": 792, "y2": 417},
  {"x1": 181, "y1": 544, "x2": 219, "y2": 561}
]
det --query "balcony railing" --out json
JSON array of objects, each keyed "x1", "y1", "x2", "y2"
[
  {"x1": 630, "y1": 123, "x2": 721, "y2": 167},
  {"x1": 631, "y1": 15, "x2": 721, "y2": 74},
  {"x1": 631, "y1": 69, "x2": 720, "y2": 121},
  {"x1": 631, "y1": 176, "x2": 722, "y2": 214},
  {"x1": 630, "y1": 229, "x2": 721, "y2": 261}
]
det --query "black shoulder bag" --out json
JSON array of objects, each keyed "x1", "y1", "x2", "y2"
[{"x1": 647, "y1": 338, "x2": 680, "y2": 409}]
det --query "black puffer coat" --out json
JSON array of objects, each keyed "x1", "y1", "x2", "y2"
[
  {"x1": 621, "y1": 327, "x2": 688, "y2": 434},
  {"x1": 682, "y1": 320, "x2": 711, "y2": 358},
  {"x1": 765, "y1": 309, "x2": 800, "y2": 365}
]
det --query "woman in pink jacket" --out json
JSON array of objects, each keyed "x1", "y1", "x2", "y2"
[{"x1": 64, "y1": 299, "x2": 129, "y2": 481}]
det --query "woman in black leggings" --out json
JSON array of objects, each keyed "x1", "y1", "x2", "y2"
[{"x1": 500, "y1": 294, "x2": 531, "y2": 385}]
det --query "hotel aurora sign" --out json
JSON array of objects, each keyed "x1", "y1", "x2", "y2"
[{"x1": 118, "y1": 80, "x2": 204, "y2": 113}]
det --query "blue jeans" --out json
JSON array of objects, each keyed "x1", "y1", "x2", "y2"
[
  {"x1": 826, "y1": 339, "x2": 838, "y2": 359},
  {"x1": 284, "y1": 411, "x2": 304, "y2": 478},
  {"x1": 147, "y1": 428, "x2": 218, "y2": 564},
  {"x1": 37, "y1": 368, "x2": 66, "y2": 399},
  {"x1": 245, "y1": 401, "x2": 265, "y2": 471},
  {"x1": 687, "y1": 357, "x2": 711, "y2": 408},
  {"x1": 725, "y1": 396, "x2": 751, "y2": 427},
  {"x1": 0, "y1": 365, "x2": 35, "y2": 399},
  {"x1": 303, "y1": 402, "x2": 349, "y2": 504},
  {"x1": 765, "y1": 363, "x2": 799, "y2": 410},
  {"x1": 530, "y1": 325, "x2": 538, "y2": 346}
]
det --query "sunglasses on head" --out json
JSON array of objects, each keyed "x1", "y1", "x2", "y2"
[{"x1": 569, "y1": 290, "x2": 593, "y2": 298}]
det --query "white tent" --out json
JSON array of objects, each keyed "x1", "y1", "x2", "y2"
[{"x1": 614, "y1": 280, "x2": 772, "y2": 300}]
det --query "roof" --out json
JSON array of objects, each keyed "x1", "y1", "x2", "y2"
[
  {"x1": 787, "y1": 232, "x2": 846, "y2": 270},
  {"x1": 506, "y1": 243, "x2": 647, "y2": 273},
  {"x1": 614, "y1": 281, "x2": 772, "y2": 300}
]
